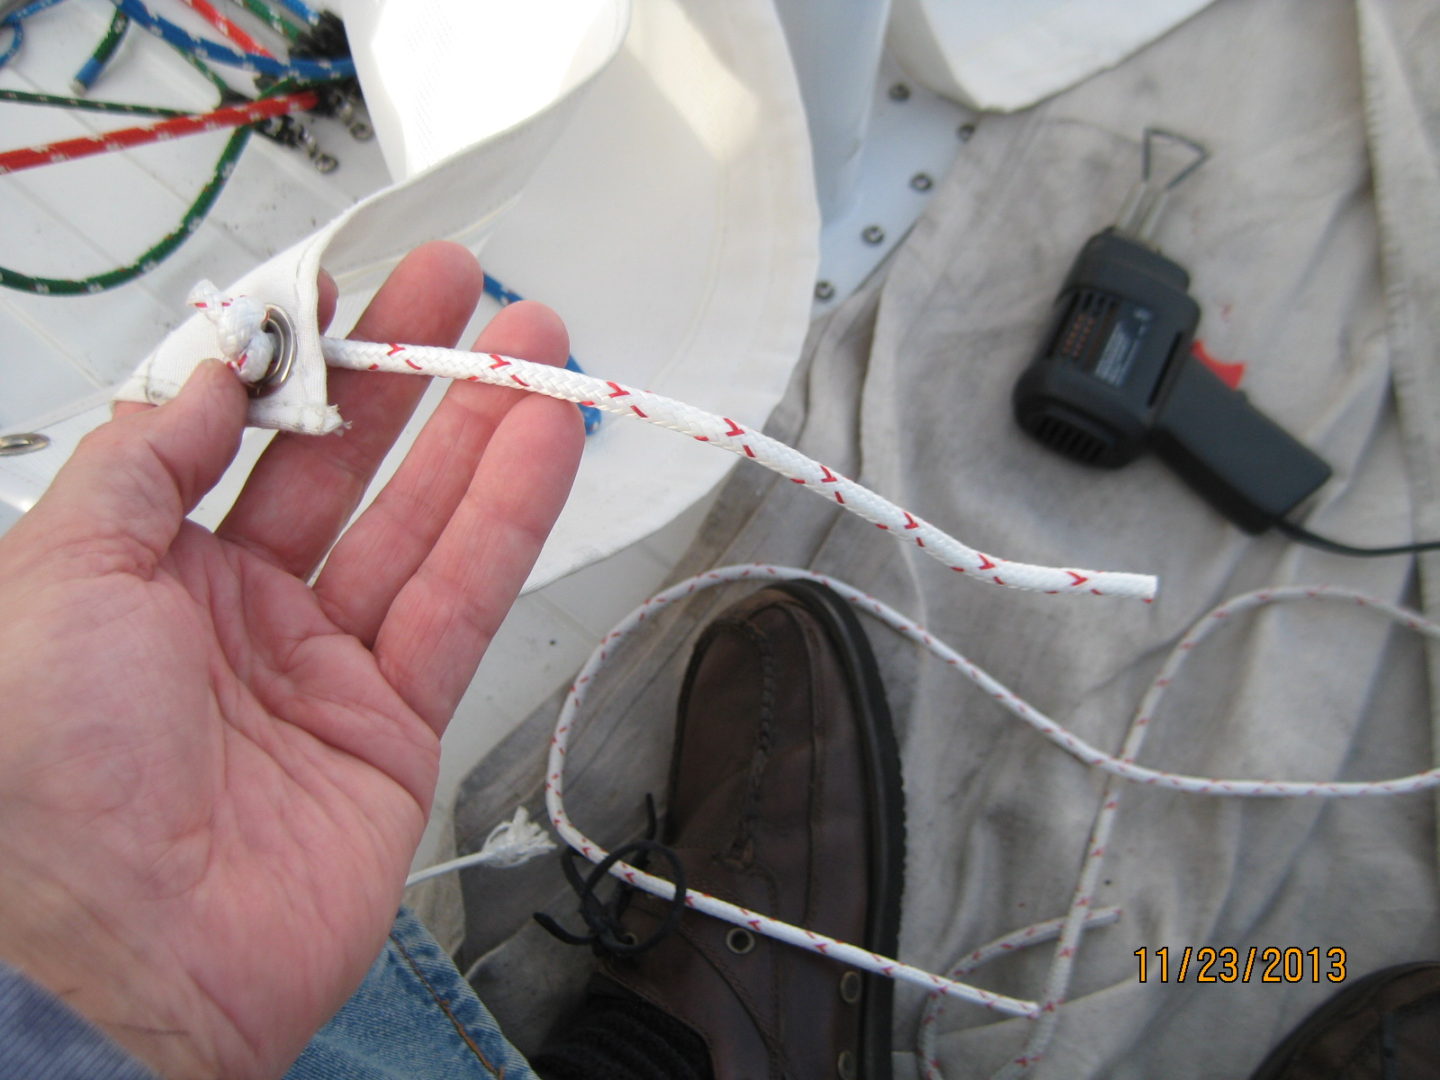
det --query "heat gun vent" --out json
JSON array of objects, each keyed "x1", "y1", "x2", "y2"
[
  {"x1": 1051, "y1": 288, "x2": 1120, "y2": 366},
  {"x1": 1030, "y1": 413, "x2": 1109, "y2": 465}
]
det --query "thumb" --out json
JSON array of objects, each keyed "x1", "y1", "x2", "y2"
[{"x1": 20, "y1": 361, "x2": 248, "y2": 574}]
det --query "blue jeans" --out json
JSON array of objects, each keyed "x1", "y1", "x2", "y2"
[{"x1": 285, "y1": 908, "x2": 540, "y2": 1080}]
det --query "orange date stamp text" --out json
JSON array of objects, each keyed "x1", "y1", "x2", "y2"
[{"x1": 1134, "y1": 946, "x2": 1347, "y2": 984}]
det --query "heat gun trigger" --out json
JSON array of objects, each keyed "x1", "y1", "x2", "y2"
[{"x1": 1114, "y1": 128, "x2": 1210, "y2": 246}]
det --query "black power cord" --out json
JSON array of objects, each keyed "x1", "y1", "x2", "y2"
[
  {"x1": 1013, "y1": 132, "x2": 1440, "y2": 562},
  {"x1": 1275, "y1": 519, "x2": 1440, "y2": 559}
]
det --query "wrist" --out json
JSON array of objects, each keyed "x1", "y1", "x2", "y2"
[{"x1": 0, "y1": 863, "x2": 223, "y2": 1079}]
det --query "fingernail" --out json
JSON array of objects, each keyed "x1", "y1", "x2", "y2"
[{"x1": 182, "y1": 358, "x2": 240, "y2": 396}]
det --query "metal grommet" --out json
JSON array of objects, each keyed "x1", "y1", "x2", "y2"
[
  {"x1": 862, "y1": 224, "x2": 885, "y2": 245},
  {"x1": 617, "y1": 931, "x2": 639, "y2": 948},
  {"x1": 839, "y1": 970, "x2": 863, "y2": 1004},
  {"x1": 0, "y1": 433, "x2": 50, "y2": 456},
  {"x1": 248, "y1": 305, "x2": 296, "y2": 399},
  {"x1": 725, "y1": 927, "x2": 756, "y2": 955},
  {"x1": 910, "y1": 172, "x2": 934, "y2": 192},
  {"x1": 888, "y1": 82, "x2": 911, "y2": 102},
  {"x1": 815, "y1": 280, "x2": 836, "y2": 301},
  {"x1": 837, "y1": 1049, "x2": 858, "y2": 1079}
]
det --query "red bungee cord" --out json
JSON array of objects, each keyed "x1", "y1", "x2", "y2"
[
  {"x1": 0, "y1": 88, "x2": 318, "y2": 176},
  {"x1": 176, "y1": 0, "x2": 272, "y2": 58}
]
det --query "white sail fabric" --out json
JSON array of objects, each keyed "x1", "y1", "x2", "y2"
[
  {"x1": 115, "y1": 0, "x2": 820, "y2": 588},
  {"x1": 888, "y1": 0, "x2": 1217, "y2": 113},
  {"x1": 117, "y1": 0, "x2": 632, "y2": 433}
]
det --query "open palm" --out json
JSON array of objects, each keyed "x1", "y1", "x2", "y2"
[{"x1": 0, "y1": 244, "x2": 583, "y2": 1079}]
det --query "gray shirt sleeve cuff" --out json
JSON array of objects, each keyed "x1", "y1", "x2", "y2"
[{"x1": 0, "y1": 962, "x2": 159, "y2": 1080}]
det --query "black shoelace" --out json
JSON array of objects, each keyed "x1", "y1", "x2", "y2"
[{"x1": 534, "y1": 798, "x2": 688, "y2": 957}]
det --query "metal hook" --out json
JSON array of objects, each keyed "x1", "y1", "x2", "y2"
[
  {"x1": 1116, "y1": 128, "x2": 1210, "y2": 244},
  {"x1": 1141, "y1": 127, "x2": 1209, "y2": 191},
  {"x1": 247, "y1": 305, "x2": 296, "y2": 398}
]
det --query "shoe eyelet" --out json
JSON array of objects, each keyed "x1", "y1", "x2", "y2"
[
  {"x1": 837, "y1": 1049, "x2": 858, "y2": 1079},
  {"x1": 617, "y1": 931, "x2": 639, "y2": 948},
  {"x1": 840, "y1": 970, "x2": 863, "y2": 1004},
  {"x1": 725, "y1": 927, "x2": 756, "y2": 955}
]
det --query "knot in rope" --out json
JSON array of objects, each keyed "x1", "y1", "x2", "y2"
[
  {"x1": 188, "y1": 279, "x2": 273, "y2": 384},
  {"x1": 474, "y1": 806, "x2": 557, "y2": 869}
]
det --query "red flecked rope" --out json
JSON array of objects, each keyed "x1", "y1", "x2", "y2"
[
  {"x1": 0, "y1": 89, "x2": 316, "y2": 176},
  {"x1": 185, "y1": 293, "x2": 1440, "y2": 1073},
  {"x1": 177, "y1": 0, "x2": 272, "y2": 56}
]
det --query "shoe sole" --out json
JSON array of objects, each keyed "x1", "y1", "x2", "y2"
[
  {"x1": 769, "y1": 579, "x2": 907, "y2": 1080},
  {"x1": 1246, "y1": 961, "x2": 1440, "y2": 1079}
]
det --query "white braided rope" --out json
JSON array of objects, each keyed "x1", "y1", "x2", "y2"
[
  {"x1": 321, "y1": 338, "x2": 1158, "y2": 601},
  {"x1": 545, "y1": 564, "x2": 1041, "y2": 1018},
  {"x1": 188, "y1": 280, "x2": 274, "y2": 384},
  {"x1": 917, "y1": 907, "x2": 1124, "y2": 1080},
  {"x1": 539, "y1": 566, "x2": 1440, "y2": 1070},
  {"x1": 982, "y1": 586, "x2": 1440, "y2": 1077},
  {"x1": 404, "y1": 807, "x2": 556, "y2": 888},
  {"x1": 185, "y1": 303, "x2": 1440, "y2": 1073}
]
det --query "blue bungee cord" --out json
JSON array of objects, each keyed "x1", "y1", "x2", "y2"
[
  {"x1": 0, "y1": 0, "x2": 71, "y2": 71},
  {"x1": 0, "y1": 20, "x2": 20, "y2": 67},
  {"x1": 484, "y1": 273, "x2": 603, "y2": 435},
  {"x1": 112, "y1": 0, "x2": 354, "y2": 80},
  {"x1": 271, "y1": 0, "x2": 320, "y2": 28}
]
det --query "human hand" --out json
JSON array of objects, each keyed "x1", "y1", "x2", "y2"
[{"x1": 0, "y1": 242, "x2": 583, "y2": 1078}]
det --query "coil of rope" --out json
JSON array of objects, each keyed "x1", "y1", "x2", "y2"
[{"x1": 176, "y1": 289, "x2": 1440, "y2": 1073}]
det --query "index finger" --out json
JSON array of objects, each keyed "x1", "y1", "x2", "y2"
[{"x1": 215, "y1": 242, "x2": 485, "y2": 578}]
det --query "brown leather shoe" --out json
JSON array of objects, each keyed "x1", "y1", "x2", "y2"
[
  {"x1": 597, "y1": 580, "x2": 906, "y2": 1080},
  {"x1": 1247, "y1": 962, "x2": 1440, "y2": 1079}
]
